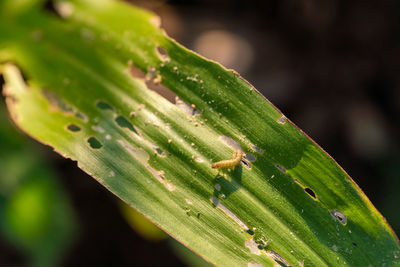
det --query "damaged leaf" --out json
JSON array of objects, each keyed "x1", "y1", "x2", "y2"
[{"x1": 0, "y1": 0, "x2": 399, "y2": 266}]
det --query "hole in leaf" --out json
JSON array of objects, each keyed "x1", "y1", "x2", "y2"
[
  {"x1": 251, "y1": 144, "x2": 264, "y2": 154},
  {"x1": 352, "y1": 242, "x2": 357, "y2": 247},
  {"x1": 244, "y1": 153, "x2": 256, "y2": 162},
  {"x1": 304, "y1": 187, "x2": 317, "y2": 200},
  {"x1": 155, "y1": 147, "x2": 164, "y2": 156},
  {"x1": 42, "y1": 89, "x2": 88, "y2": 122},
  {"x1": 175, "y1": 97, "x2": 201, "y2": 115},
  {"x1": 115, "y1": 115, "x2": 138, "y2": 134},
  {"x1": 129, "y1": 64, "x2": 146, "y2": 79},
  {"x1": 66, "y1": 124, "x2": 81, "y2": 132},
  {"x1": 146, "y1": 69, "x2": 175, "y2": 103},
  {"x1": 275, "y1": 164, "x2": 286, "y2": 174},
  {"x1": 129, "y1": 64, "x2": 176, "y2": 103},
  {"x1": 42, "y1": 89, "x2": 75, "y2": 114},
  {"x1": 96, "y1": 100, "x2": 114, "y2": 111},
  {"x1": 92, "y1": 125, "x2": 105, "y2": 133},
  {"x1": 246, "y1": 229, "x2": 255, "y2": 236},
  {"x1": 277, "y1": 115, "x2": 287, "y2": 124},
  {"x1": 266, "y1": 250, "x2": 290, "y2": 267},
  {"x1": 145, "y1": 66, "x2": 160, "y2": 84},
  {"x1": 156, "y1": 46, "x2": 170, "y2": 62},
  {"x1": 75, "y1": 112, "x2": 88, "y2": 122},
  {"x1": 87, "y1": 137, "x2": 102, "y2": 149},
  {"x1": 241, "y1": 159, "x2": 252, "y2": 169},
  {"x1": 219, "y1": 135, "x2": 241, "y2": 151},
  {"x1": 330, "y1": 210, "x2": 347, "y2": 225}
]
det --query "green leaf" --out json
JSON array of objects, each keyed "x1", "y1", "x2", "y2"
[{"x1": 1, "y1": 0, "x2": 399, "y2": 266}]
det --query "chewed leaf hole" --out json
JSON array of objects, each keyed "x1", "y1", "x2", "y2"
[
  {"x1": 251, "y1": 144, "x2": 264, "y2": 154},
  {"x1": 330, "y1": 209, "x2": 347, "y2": 225},
  {"x1": 277, "y1": 115, "x2": 287, "y2": 124},
  {"x1": 352, "y1": 242, "x2": 358, "y2": 247},
  {"x1": 175, "y1": 97, "x2": 201, "y2": 116},
  {"x1": 246, "y1": 229, "x2": 255, "y2": 236},
  {"x1": 155, "y1": 148, "x2": 164, "y2": 156},
  {"x1": 87, "y1": 137, "x2": 103, "y2": 149},
  {"x1": 244, "y1": 153, "x2": 256, "y2": 162},
  {"x1": 96, "y1": 100, "x2": 114, "y2": 111},
  {"x1": 115, "y1": 115, "x2": 138, "y2": 134},
  {"x1": 75, "y1": 112, "x2": 88, "y2": 122},
  {"x1": 156, "y1": 46, "x2": 170, "y2": 62},
  {"x1": 66, "y1": 124, "x2": 81, "y2": 132},
  {"x1": 266, "y1": 250, "x2": 290, "y2": 267},
  {"x1": 241, "y1": 159, "x2": 252, "y2": 169},
  {"x1": 134, "y1": 65, "x2": 176, "y2": 103},
  {"x1": 275, "y1": 164, "x2": 286, "y2": 174},
  {"x1": 304, "y1": 187, "x2": 317, "y2": 200},
  {"x1": 129, "y1": 63, "x2": 146, "y2": 79},
  {"x1": 42, "y1": 89, "x2": 74, "y2": 113}
]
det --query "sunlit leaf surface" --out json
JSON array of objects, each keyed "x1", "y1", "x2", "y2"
[{"x1": 1, "y1": 0, "x2": 399, "y2": 266}]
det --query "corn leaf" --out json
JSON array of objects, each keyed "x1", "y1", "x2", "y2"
[{"x1": 1, "y1": 0, "x2": 399, "y2": 266}]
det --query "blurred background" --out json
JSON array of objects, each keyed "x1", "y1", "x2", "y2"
[{"x1": 1, "y1": 0, "x2": 399, "y2": 266}]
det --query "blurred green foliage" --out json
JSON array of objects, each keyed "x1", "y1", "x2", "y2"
[{"x1": 0, "y1": 100, "x2": 76, "y2": 267}]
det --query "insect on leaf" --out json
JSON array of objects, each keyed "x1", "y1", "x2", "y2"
[{"x1": 0, "y1": 0, "x2": 399, "y2": 266}]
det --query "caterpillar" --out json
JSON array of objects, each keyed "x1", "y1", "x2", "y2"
[{"x1": 212, "y1": 150, "x2": 243, "y2": 169}]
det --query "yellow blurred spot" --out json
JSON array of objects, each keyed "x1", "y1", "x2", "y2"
[{"x1": 119, "y1": 201, "x2": 167, "y2": 242}]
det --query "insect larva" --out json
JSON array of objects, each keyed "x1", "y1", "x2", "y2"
[{"x1": 212, "y1": 150, "x2": 243, "y2": 169}]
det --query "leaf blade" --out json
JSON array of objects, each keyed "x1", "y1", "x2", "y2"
[{"x1": 1, "y1": 1, "x2": 399, "y2": 266}]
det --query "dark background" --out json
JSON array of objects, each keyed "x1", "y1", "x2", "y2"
[{"x1": 1, "y1": 0, "x2": 399, "y2": 266}]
